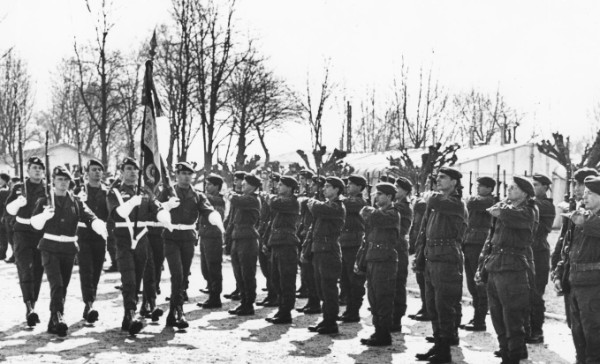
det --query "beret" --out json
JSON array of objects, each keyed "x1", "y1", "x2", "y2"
[
  {"x1": 299, "y1": 169, "x2": 314, "y2": 179},
  {"x1": 175, "y1": 161, "x2": 195, "y2": 173},
  {"x1": 513, "y1": 176, "x2": 534, "y2": 197},
  {"x1": 28, "y1": 156, "x2": 45, "y2": 169},
  {"x1": 376, "y1": 182, "x2": 397, "y2": 196},
  {"x1": 325, "y1": 176, "x2": 345, "y2": 192},
  {"x1": 477, "y1": 176, "x2": 496, "y2": 189},
  {"x1": 244, "y1": 174, "x2": 261, "y2": 188},
  {"x1": 86, "y1": 158, "x2": 104, "y2": 171},
  {"x1": 206, "y1": 173, "x2": 223, "y2": 186},
  {"x1": 380, "y1": 175, "x2": 396, "y2": 184},
  {"x1": 120, "y1": 157, "x2": 140, "y2": 170},
  {"x1": 0, "y1": 173, "x2": 10, "y2": 183},
  {"x1": 585, "y1": 176, "x2": 600, "y2": 195},
  {"x1": 348, "y1": 174, "x2": 367, "y2": 188},
  {"x1": 438, "y1": 167, "x2": 462, "y2": 180},
  {"x1": 396, "y1": 176, "x2": 413, "y2": 192},
  {"x1": 532, "y1": 173, "x2": 552, "y2": 186},
  {"x1": 280, "y1": 176, "x2": 299, "y2": 190},
  {"x1": 573, "y1": 168, "x2": 598, "y2": 184},
  {"x1": 233, "y1": 171, "x2": 247, "y2": 180},
  {"x1": 52, "y1": 165, "x2": 73, "y2": 180}
]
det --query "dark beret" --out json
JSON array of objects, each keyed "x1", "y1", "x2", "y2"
[
  {"x1": 312, "y1": 176, "x2": 326, "y2": 187},
  {"x1": 376, "y1": 182, "x2": 397, "y2": 196},
  {"x1": 513, "y1": 176, "x2": 534, "y2": 197},
  {"x1": 0, "y1": 173, "x2": 10, "y2": 183},
  {"x1": 206, "y1": 173, "x2": 223, "y2": 186},
  {"x1": 244, "y1": 174, "x2": 261, "y2": 188},
  {"x1": 532, "y1": 173, "x2": 552, "y2": 186},
  {"x1": 325, "y1": 176, "x2": 345, "y2": 192},
  {"x1": 280, "y1": 176, "x2": 299, "y2": 190},
  {"x1": 348, "y1": 174, "x2": 367, "y2": 188},
  {"x1": 584, "y1": 176, "x2": 600, "y2": 195},
  {"x1": 270, "y1": 173, "x2": 281, "y2": 182},
  {"x1": 52, "y1": 165, "x2": 73, "y2": 180},
  {"x1": 396, "y1": 176, "x2": 413, "y2": 192},
  {"x1": 120, "y1": 157, "x2": 139, "y2": 170},
  {"x1": 299, "y1": 170, "x2": 314, "y2": 179},
  {"x1": 233, "y1": 171, "x2": 247, "y2": 180},
  {"x1": 573, "y1": 168, "x2": 598, "y2": 183},
  {"x1": 477, "y1": 176, "x2": 496, "y2": 189},
  {"x1": 438, "y1": 167, "x2": 462, "y2": 180},
  {"x1": 86, "y1": 158, "x2": 104, "y2": 171},
  {"x1": 175, "y1": 161, "x2": 195, "y2": 173},
  {"x1": 28, "y1": 156, "x2": 45, "y2": 169}
]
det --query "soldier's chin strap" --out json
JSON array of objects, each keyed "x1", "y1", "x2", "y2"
[{"x1": 113, "y1": 188, "x2": 147, "y2": 250}]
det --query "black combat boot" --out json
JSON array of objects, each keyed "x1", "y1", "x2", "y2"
[
  {"x1": 416, "y1": 339, "x2": 439, "y2": 361},
  {"x1": 84, "y1": 301, "x2": 99, "y2": 323},
  {"x1": 26, "y1": 301, "x2": 39, "y2": 327},
  {"x1": 200, "y1": 294, "x2": 222, "y2": 309},
  {"x1": 175, "y1": 306, "x2": 189, "y2": 329},
  {"x1": 427, "y1": 337, "x2": 452, "y2": 364},
  {"x1": 48, "y1": 312, "x2": 68, "y2": 337},
  {"x1": 128, "y1": 310, "x2": 143, "y2": 335},
  {"x1": 149, "y1": 298, "x2": 163, "y2": 322}
]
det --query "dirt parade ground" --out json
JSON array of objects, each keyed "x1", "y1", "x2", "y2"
[{"x1": 0, "y1": 232, "x2": 575, "y2": 364}]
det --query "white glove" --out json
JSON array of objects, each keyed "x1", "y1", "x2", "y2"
[
  {"x1": 91, "y1": 219, "x2": 108, "y2": 240},
  {"x1": 208, "y1": 211, "x2": 225, "y2": 233},
  {"x1": 360, "y1": 206, "x2": 375, "y2": 220},
  {"x1": 31, "y1": 206, "x2": 55, "y2": 230},
  {"x1": 156, "y1": 209, "x2": 173, "y2": 232},
  {"x1": 77, "y1": 191, "x2": 88, "y2": 202},
  {"x1": 163, "y1": 197, "x2": 180, "y2": 211},
  {"x1": 116, "y1": 195, "x2": 143, "y2": 218},
  {"x1": 129, "y1": 195, "x2": 143, "y2": 207},
  {"x1": 557, "y1": 201, "x2": 570, "y2": 213},
  {"x1": 6, "y1": 196, "x2": 27, "y2": 215}
]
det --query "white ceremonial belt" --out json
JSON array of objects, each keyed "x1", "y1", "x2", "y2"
[
  {"x1": 16, "y1": 217, "x2": 31, "y2": 225},
  {"x1": 172, "y1": 224, "x2": 196, "y2": 231},
  {"x1": 146, "y1": 222, "x2": 164, "y2": 228},
  {"x1": 43, "y1": 233, "x2": 78, "y2": 243},
  {"x1": 77, "y1": 222, "x2": 87, "y2": 228},
  {"x1": 115, "y1": 221, "x2": 148, "y2": 228}
]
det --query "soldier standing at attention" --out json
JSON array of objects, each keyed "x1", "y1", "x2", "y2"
[
  {"x1": 408, "y1": 191, "x2": 429, "y2": 322},
  {"x1": 227, "y1": 174, "x2": 262, "y2": 316},
  {"x1": 307, "y1": 177, "x2": 346, "y2": 335},
  {"x1": 0, "y1": 173, "x2": 11, "y2": 260},
  {"x1": 198, "y1": 173, "x2": 226, "y2": 309},
  {"x1": 265, "y1": 176, "x2": 300, "y2": 324},
  {"x1": 5, "y1": 156, "x2": 47, "y2": 327},
  {"x1": 75, "y1": 159, "x2": 110, "y2": 324},
  {"x1": 391, "y1": 177, "x2": 414, "y2": 333},
  {"x1": 526, "y1": 174, "x2": 556, "y2": 344},
  {"x1": 338, "y1": 175, "x2": 367, "y2": 323},
  {"x1": 476, "y1": 176, "x2": 539, "y2": 364},
  {"x1": 554, "y1": 176, "x2": 600, "y2": 364},
  {"x1": 107, "y1": 157, "x2": 158, "y2": 335},
  {"x1": 460, "y1": 176, "x2": 495, "y2": 332},
  {"x1": 223, "y1": 171, "x2": 246, "y2": 301},
  {"x1": 415, "y1": 167, "x2": 467, "y2": 364},
  {"x1": 256, "y1": 174, "x2": 277, "y2": 307},
  {"x1": 31, "y1": 166, "x2": 107, "y2": 336},
  {"x1": 157, "y1": 162, "x2": 223, "y2": 329}
]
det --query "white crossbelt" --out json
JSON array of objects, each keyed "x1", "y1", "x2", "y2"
[
  {"x1": 112, "y1": 188, "x2": 148, "y2": 250},
  {"x1": 114, "y1": 221, "x2": 149, "y2": 228},
  {"x1": 171, "y1": 224, "x2": 196, "y2": 230},
  {"x1": 16, "y1": 217, "x2": 31, "y2": 225},
  {"x1": 145, "y1": 222, "x2": 164, "y2": 228},
  {"x1": 43, "y1": 233, "x2": 78, "y2": 243},
  {"x1": 77, "y1": 222, "x2": 87, "y2": 228}
]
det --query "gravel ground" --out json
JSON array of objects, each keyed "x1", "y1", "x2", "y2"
[{"x1": 0, "y1": 233, "x2": 576, "y2": 364}]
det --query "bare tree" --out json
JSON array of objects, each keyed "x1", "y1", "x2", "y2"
[{"x1": 115, "y1": 49, "x2": 144, "y2": 158}]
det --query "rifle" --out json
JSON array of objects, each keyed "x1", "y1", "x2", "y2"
[
  {"x1": 503, "y1": 170, "x2": 507, "y2": 198},
  {"x1": 77, "y1": 137, "x2": 85, "y2": 193},
  {"x1": 16, "y1": 102, "x2": 26, "y2": 197},
  {"x1": 495, "y1": 165, "x2": 501, "y2": 203},
  {"x1": 45, "y1": 132, "x2": 54, "y2": 208},
  {"x1": 315, "y1": 168, "x2": 322, "y2": 199},
  {"x1": 469, "y1": 171, "x2": 473, "y2": 195},
  {"x1": 366, "y1": 172, "x2": 373, "y2": 205}
]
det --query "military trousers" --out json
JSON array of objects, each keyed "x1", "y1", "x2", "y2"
[
  {"x1": 116, "y1": 235, "x2": 148, "y2": 311},
  {"x1": 164, "y1": 238, "x2": 195, "y2": 307},
  {"x1": 415, "y1": 270, "x2": 427, "y2": 312},
  {"x1": 368, "y1": 260, "x2": 398, "y2": 335},
  {"x1": 78, "y1": 235, "x2": 106, "y2": 303},
  {"x1": 340, "y1": 246, "x2": 367, "y2": 316},
  {"x1": 570, "y1": 284, "x2": 600, "y2": 363},
  {"x1": 200, "y1": 236, "x2": 223, "y2": 295},
  {"x1": 14, "y1": 230, "x2": 44, "y2": 303},
  {"x1": 393, "y1": 246, "x2": 409, "y2": 324},
  {"x1": 143, "y1": 232, "x2": 164, "y2": 301},
  {"x1": 106, "y1": 233, "x2": 117, "y2": 267},
  {"x1": 425, "y1": 260, "x2": 463, "y2": 339},
  {"x1": 41, "y1": 249, "x2": 75, "y2": 313},
  {"x1": 529, "y1": 249, "x2": 549, "y2": 336},
  {"x1": 463, "y1": 244, "x2": 488, "y2": 325},
  {"x1": 0, "y1": 222, "x2": 8, "y2": 258},
  {"x1": 231, "y1": 238, "x2": 258, "y2": 305},
  {"x1": 270, "y1": 245, "x2": 297, "y2": 314},
  {"x1": 487, "y1": 270, "x2": 529, "y2": 358},
  {"x1": 258, "y1": 239, "x2": 274, "y2": 296},
  {"x1": 313, "y1": 250, "x2": 342, "y2": 325}
]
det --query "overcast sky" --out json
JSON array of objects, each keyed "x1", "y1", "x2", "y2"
[{"x1": 2, "y1": 0, "x2": 600, "y2": 162}]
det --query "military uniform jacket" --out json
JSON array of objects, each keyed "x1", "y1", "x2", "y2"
[
  {"x1": 159, "y1": 185, "x2": 214, "y2": 241},
  {"x1": 6, "y1": 179, "x2": 47, "y2": 233},
  {"x1": 533, "y1": 196, "x2": 556, "y2": 251},
  {"x1": 480, "y1": 199, "x2": 539, "y2": 273},
  {"x1": 199, "y1": 192, "x2": 225, "y2": 238},
  {"x1": 230, "y1": 193, "x2": 261, "y2": 239},
  {"x1": 33, "y1": 191, "x2": 97, "y2": 254},
  {"x1": 565, "y1": 211, "x2": 600, "y2": 287},
  {"x1": 268, "y1": 195, "x2": 300, "y2": 247},
  {"x1": 463, "y1": 195, "x2": 495, "y2": 245},
  {"x1": 258, "y1": 192, "x2": 273, "y2": 242},
  {"x1": 107, "y1": 183, "x2": 157, "y2": 241},
  {"x1": 415, "y1": 192, "x2": 467, "y2": 269},
  {"x1": 76, "y1": 183, "x2": 109, "y2": 240},
  {"x1": 394, "y1": 197, "x2": 413, "y2": 252},
  {"x1": 309, "y1": 197, "x2": 346, "y2": 253},
  {"x1": 340, "y1": 194, "x2": 366, "y2": 248},
  {"x1": 0, "y1": 187, "x2": 10, "y2": 224},
  {"x1": 365, "y1": 204, "x2": 400, "y2": 262},
  {"x1": 297, "y1": 197, "x2": 313, "y2": 241},
  {"x1": 553, "y1": 201, "x2": 583, "y2": 279},
  {"x1": 409, "y1": 198, "x2": 426, "y2": 254}
]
